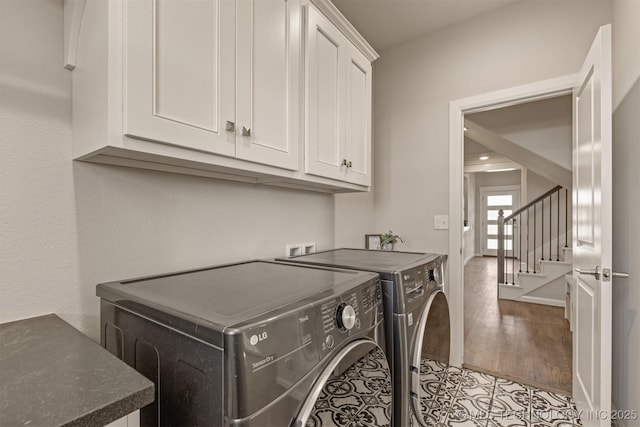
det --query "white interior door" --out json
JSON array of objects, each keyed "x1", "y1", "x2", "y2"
[
  {"x1": 572, "y1": 24, "x2": 612, "y2": 427},
  {"x1": 480, "y1": 186, "x2": 519, "y2": 257}
]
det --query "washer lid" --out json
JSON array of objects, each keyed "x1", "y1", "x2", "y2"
[
  {"x1": 279, "y1": 248, "x2": 440, "y2": 274},
  {"x1": 97, "y1": 261, "x2": 376, "y2": 331}
]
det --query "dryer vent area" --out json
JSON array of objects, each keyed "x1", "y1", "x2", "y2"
[{"x1": 412, "y1": 360, "x2": 581, "y2": 427}]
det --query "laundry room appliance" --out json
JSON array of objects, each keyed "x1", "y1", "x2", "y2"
[
  {"x1": 96, "y1": 260, "x2": 391, "y2": 427},
  {"x1": 276, "y1": 249, "x2": 450, "y2": 427}
]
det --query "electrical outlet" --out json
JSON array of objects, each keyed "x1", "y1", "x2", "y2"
[
  {"x1": 302, "y1": 242, "x2": 317, "y2": 254},
  {"x1": 285, "y1": 244, "x2": 303, "y2": 257},
  {"x1": 434, "y1": 215, "x2": 449, "y2": 230}
]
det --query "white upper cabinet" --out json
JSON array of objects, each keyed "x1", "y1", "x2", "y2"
[
  {"x1": 125, "y1": 0, "x2": 299, "y2": 170},
  {"x1": 124, "y1": 0, "x2": 236, "y2": 157},
  {"x1": 235, "y1": 0, "x2": 300, "y2": 170},
  {"x1": 305, "y1": 3, "x2": 373, "y2": 186},
  {"x1": 344, "y1": 46, "x2": 372, "y2": 186},
  {"x1": 71, "y1": 0, "x2": 377, "y2": 192}
]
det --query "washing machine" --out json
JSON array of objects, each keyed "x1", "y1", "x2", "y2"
[
  {"x1": 276, "y1": 249, "x2": 450, "y2": 427},
  {"x1": 97, "y1": 260, "x2": 391, "y2": 426}
]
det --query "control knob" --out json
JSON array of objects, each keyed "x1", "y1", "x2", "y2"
[{"x1": 336, "y1": 303, "x2": 356, "y2": 331}]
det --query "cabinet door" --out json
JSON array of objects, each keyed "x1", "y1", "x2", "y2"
[
  {"x1": 236, "y1": 0, "x2": 300, "y2": 170},
  {"x1": 305, "y1": 4, "x2": 347, "y2": 181},
  {"x1": 343, "y1": 47, "x2": 372, "y2": 186},
  {"x1": 124, "y1": 0, "x2": 235, "y2": 157}
]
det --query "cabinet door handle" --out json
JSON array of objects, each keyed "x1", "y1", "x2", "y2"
[
  {"x1": 347, "y1": 161, "x2": 352, "y2": 168},
  {"x1": 341, "y1": 159, "x2": 348, "y2": 166},
  {"x1": 225, "y1": 121, "x2": 235, "y2": 132},
  {"x1": 242, "y1": 126, "x2": 251, "y2": 137}
]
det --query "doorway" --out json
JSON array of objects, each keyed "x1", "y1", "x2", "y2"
[
  {"x1": 461, "y1": 96, "x2": 572, "y2": 392},
  {"x1": 448, "y1": 74, "x2": 577, "y2": 383},
  {"x1": 480, "y1": 186, "x2": 519, "y2": 257}
]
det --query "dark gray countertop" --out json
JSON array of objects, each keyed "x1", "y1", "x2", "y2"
[{"x1": 0, "y1": 314, "x2": 154, "y2": 427}]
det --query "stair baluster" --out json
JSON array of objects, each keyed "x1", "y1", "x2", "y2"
[
  {"x1": 541, "y1": 198, "x2": 544, "y2": 261},
  {"x1": 498, "y1": 209, "x2": 505, "y2": 285},
  {"x1": 533, "y1": 203, "x2": 537, "y2": 273},
  {"x1": 565, "y1": 188, "x2": 569, "y2": 250},
  {"x1": 526, "y1": 207, "x2": 530, "y2": 274},
  {"x1": 519, "y1": 214, "x2": 522, "y2": 273},
  {"x1": 549, "y1": 193, "x2": 560, "y2": 261},
  {"x1": 557, "y1": 190, "x2": 560, "y2": 261},
  {"x1": 497, "y1": 185, "x2": 565, "y2": 287},
  {"x1": 512, "y1": 218, "x2": 516, "y2": 284}
]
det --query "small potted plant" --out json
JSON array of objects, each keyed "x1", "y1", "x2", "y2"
[{"x1": 380, "y1": 230, "x2": 403, "y2": 251}]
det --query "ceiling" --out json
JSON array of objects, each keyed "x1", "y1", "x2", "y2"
[
  {"x1": 464, "y1": 95, "x2": 572, "y2": 172},
  {"x1": 331, "y1": 0, "x2": 520, "y2": 52}
]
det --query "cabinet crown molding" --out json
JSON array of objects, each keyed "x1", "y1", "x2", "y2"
[{"x1": 308, "y1": 0, "x2": 379, "y2": 62}]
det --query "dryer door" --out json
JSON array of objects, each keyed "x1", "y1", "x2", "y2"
[
  {"x1": 409, "y1": 290, "x2": 451, "y2": 426},
  {"x1": 293, "y1": 340, "x2": 392, "y2": 427}
]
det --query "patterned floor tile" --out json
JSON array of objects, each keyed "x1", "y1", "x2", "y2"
[
  {"x1": 307, "y1": 348, "x2": 391, "y2": 427},
  {"x1": 446, "y1": 394, "x2": 493, "y2": 420},
  {"x1": 306, "y1": 352, "x2": 583, "y2": 427},
  {"x1": 457, "y1": 370, "x2": 497, "y2": 399}
]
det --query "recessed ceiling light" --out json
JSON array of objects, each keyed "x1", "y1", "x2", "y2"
[
  {"x1": 487, "y1": 168, "x2": 516, "y2": 172},
  {"x1": 479, "y1": 156, "x2": 489, "y2": 160}
]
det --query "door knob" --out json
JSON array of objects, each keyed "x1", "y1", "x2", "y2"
[
  {"x1": 576, "y1": 266, "x2": 630, "y2": 281},
  {"x1": 575, "y1": 266, "x2": 601, "y2": 280},
  {"x1": 242, "y1": 126, "x2": 251, "y2": 137},
  {"x1": 225, "y1": 121, "x2": 235, "y2": 132},
  {"x1": 602, "y1": 269, "x2": 629, "y2": 280}
]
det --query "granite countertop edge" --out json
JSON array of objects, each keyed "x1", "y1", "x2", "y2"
[{"x1": 0, "y1": 314, "x2": 155, "y2": 427}]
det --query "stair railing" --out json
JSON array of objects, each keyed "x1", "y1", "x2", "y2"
[{"x1": 497, "y1": 185, "x2": 569, "y2": 286}]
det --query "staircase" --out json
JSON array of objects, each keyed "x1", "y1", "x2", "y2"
[
  {"x1": 500, "y1": 248, "x2": 572, "y2": 306},
  {"x1": 497, "y1": 186, "x2": 572, "y2": 306}
]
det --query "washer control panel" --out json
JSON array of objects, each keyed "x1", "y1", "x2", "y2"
[
  {"x1": 400, "y1": 256, "x2": 444, "y2": 311},
  {"x1": 321, "y1": 292, "x2": 360, "y2": 334},
  {"x1": 402, "y1": 266, "x2": 426, "y2": 304},
  {"x1": 336, "y1": 303, "x2": 356, "y2": 330},
  {"x1": 319, "y1": 280, "x2": 383, "y2": 354}
]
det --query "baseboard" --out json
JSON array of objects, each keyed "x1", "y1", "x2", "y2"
[{"x1": 519, "y1": 295, "x2": 565, "y2": 308}]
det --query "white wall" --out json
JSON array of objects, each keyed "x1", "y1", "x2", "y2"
[
  {"x1": 611, "y1": 0, "x2": 640, "y2": 419},
  {"x1": 334, "y1": 192, "x2": 375, "y2": 248},
  {"x1": 0, "y1": 0, "x2": 334, "y2": 340},
  {"x1": 335, "y1": 0, "x2": 611, "y2": 256},
  {"x1": 527, "y1": 169, "x2": 557, "y2": 203}
]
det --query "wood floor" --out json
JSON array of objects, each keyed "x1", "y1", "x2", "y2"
[{"x1": 463, "y1": 256, "x2": 573, "y2": 394}]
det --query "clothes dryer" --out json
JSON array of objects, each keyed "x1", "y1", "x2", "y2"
[
  {"x1": 277, "y1": 249, "x2": 450, "y2": 426},
  {"x1": 97, "y1": 260, "x2": 391, "y2": 426}
]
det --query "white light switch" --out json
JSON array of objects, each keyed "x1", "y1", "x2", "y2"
[{"x1": 434, "y1": 215, "x2": 449, "y2": 230}]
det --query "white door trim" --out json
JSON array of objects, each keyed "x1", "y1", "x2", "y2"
[{"x1": 448, "y1": 74, "x2": 578, "y2": 367}]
